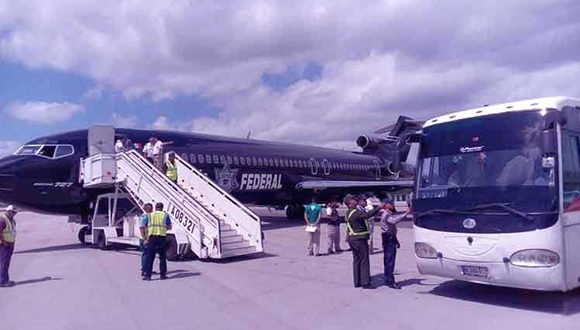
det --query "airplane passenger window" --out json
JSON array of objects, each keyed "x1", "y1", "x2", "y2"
[
  {"x1": 269, "y1": 158, "x2": 274, "y2": 166},
  {"x1": 234, "y1": 156, "x2": 239, "y2": 165},
  {"x1": 252, "y1": 157, "x2": 257, "y2": 166},
  {"x1": 54, "y1": 145, "x2": 74, "y2": 158},
  {"x1": 206, "y1": 154, "x2": 212, "y2": 164},
  {"x1": 284, "y1": 159, "x2": 289, "y2": 167},
  {"x1": 227, "y1": 156, "x2": 233, "y2": 165},
  {"x1": 258, "y1": 158, "x2": 263, "y2": 166},
  {"x1": 188, "y1": 154, "x2": 196, "y2": 164},
  {"x1": 240, "y1": 157, "x2": 246, "y2": 166},
  {"x1": 38, "y1": 145, "x2": 57, "y2": 158},
  {"x1": 246, "y1": 157, "x2": 251, "y2": 165},
  {"x1": 15, "y1": 145, "x2": 41, "y2": 156},
  {"x1": 198, "y1": 154, "x2": 204, "y2": 164},
  {"x1": 213, "y1": 155, "x2": 219, "y2": 164},
  {"x1": 220, "y1": 155, "x2": 226, "y2": 164},
  {"x1": 274, "y1": 159, "x2": 279, "y2": 167}
]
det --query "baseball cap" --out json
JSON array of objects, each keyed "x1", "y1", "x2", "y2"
[{"x1": 355, "y1": 194, "x2": 367, "y2": 201}]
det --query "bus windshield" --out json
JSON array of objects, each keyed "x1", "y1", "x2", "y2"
[{"x1": 414, "y1": 110, "x2": 559, "y2": 233}]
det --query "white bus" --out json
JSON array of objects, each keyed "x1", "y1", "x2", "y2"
[{"x1": 412, "y1": 96, "x2": 580, "y2": 292}]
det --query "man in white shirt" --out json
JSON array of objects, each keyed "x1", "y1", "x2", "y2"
[
  {"x1": 115, "y1": 137, "x2": 128, "y2": 153},
  {"x1": 142, "y1": 137, "x2": 164, "y2": 169}
]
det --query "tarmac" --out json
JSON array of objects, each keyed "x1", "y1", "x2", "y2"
[{"x1": 2, "y1": 208, "x2": 580, "y2": 330}]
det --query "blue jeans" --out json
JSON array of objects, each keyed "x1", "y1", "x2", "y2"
[
  {"x1": 139, "y1": 239, "x2": 147, "y2": 273},
  {"x1": 382, "y1": 233, "x2": 398, "y2": 284},
  {"x1": 144, "y1": 236, "x2": 167, "y2": 277},
  {"x1": 0, "y1": 243, "x2": 15, "y2": 284}
]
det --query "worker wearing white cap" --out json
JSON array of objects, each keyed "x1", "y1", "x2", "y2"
[{"x1": 0, "y1": 205, "x2": 18, "y2": 287}]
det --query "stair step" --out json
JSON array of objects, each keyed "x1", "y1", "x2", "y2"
[
  {"x1": 220, "y1": 245, "x2": 258, "y2": 258},
  {"x1": 221, "y1": 240, "x2": 250, "y2": 249},
  {"x1": 221, "y1": 234, "x2": 244, "y2": 244},
  {"x1": 219, "y1": 223, "x2": 232, "y2": 231},
  {"x1": 220, "y1": 229, "x2": 239, "y2": 237}
]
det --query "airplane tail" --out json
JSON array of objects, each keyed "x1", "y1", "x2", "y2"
[{"x1": 356, "y1": 116, "x2": 423, "y2": 174}]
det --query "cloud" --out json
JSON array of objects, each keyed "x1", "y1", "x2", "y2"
[
  {"x1": 112, "y1": 112, "x2": 138, "y2": 128},
  {"x1": 0, "y1": 141, "x2": 21, "y2": 157},
  {"x1": 4, "y1": 101, "x2": 84, "y2": 124},
  {"x1": 1, "y1": 0, "x2": 580, "y2": 147}
]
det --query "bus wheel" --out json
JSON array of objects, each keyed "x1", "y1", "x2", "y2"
[{"x1": 166, "y1": 235, "x2": 179, "y2": 261}]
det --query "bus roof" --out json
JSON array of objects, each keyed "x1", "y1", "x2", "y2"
[{"x1": 424, "y1": 96, "x2": 580, "y2": 128}]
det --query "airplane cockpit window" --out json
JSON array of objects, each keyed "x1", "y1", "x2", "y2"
[
  {"x1": 37, "y1": 145, "x2": 57, "y2": 158},
  {"x1": 14, "y1": 144, "x2": 75, "y2": 159},
  {"x1": 14, "y1": 145, "x2": 41, "y2": 156},
  {"x1": 54, "y1": 145, "x2": 74, "y2": 158}
]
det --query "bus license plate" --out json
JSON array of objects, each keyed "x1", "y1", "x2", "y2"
[{"x1": 460, "y1": 265, "x2": 489, "y2": 278}]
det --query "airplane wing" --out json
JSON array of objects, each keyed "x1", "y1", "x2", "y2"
[{"x1": 295, "y1": 180, "x2": 414, "y2": 190}]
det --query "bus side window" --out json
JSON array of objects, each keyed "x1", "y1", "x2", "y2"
[{"x1": 562, "y1": 132, "x2": 580, "y2": 212}]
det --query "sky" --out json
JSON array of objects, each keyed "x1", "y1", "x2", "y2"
[{"x1": 1, "y1": 0, "x2": 580, "y2": 156}]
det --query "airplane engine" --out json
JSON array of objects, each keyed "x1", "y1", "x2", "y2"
[{"x1": 356, "y1": 135, "x2": 387, "y2": 149}]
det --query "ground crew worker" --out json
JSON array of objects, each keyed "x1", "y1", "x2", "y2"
[
  {"x1": 163, "y1": 152, "x2": 178, "y2": 183},
  {"x1": 304, "y1": 197, "x2": 322, "y2": 256},
  {"x1": 142, "y1": 202, "x2": 172, "y2": 281},
  {"x1": 139, "y1": 203, "x2": 153, "y2": 277},
  {"x1": 325, "y1": 200, "x2": 342, "y2": 254},
  {"x1": 380, "y1": 199, "x2": 412, "y2": 289},
  {"x1": 345, "y1": 195, "x2": 383, "y2": 289},
  {"x1": 0, "y1": 205, "x2": 18, "y2": 288}
]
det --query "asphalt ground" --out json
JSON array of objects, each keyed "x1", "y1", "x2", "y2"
[{"x1": 2, "y1": 209, "x2": 580, "y2": 330}]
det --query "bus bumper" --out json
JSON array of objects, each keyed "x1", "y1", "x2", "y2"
[{"x1": 416, "y1": 257, "x2": 565, "y2": 291}]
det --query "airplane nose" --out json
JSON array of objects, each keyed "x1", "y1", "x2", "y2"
[{"x1": 0, "y1": 155, "x2": 22, "y2": 193}]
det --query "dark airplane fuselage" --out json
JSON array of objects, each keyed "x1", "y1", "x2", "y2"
[{"x1": 0, "y1": 129, "x2": 413, "y2": 216}]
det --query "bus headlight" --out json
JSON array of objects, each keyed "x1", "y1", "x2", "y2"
[
  {"x1": 509, "y1": 249, "x2": 560, "y2": 268},
  {"x1": 415, "y1": 242, "x2": 438, "y2": 259}
]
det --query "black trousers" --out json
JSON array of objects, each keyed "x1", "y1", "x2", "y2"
[
  {"x1": 349, "y1": 238, "x2": 370, "y2": 287},
  {"x1": 144, "y1": 236, "x2": 167, "y2": 277},
  {"x1": 0, "y1": 243, "x2": 14, "y2": 284},
  {"x1": 382, "y1": 233, "x2": 398, "y2": 284}
]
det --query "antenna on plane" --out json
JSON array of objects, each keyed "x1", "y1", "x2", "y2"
[{"x1": 246, "y1": 129, "x2": 252, "y2": 140}]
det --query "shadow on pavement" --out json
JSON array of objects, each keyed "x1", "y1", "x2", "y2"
[
  {"x1": 211, "y1": 252, "x2": 279, "y2": 264},
  {"x1": 429, "y1": 280, "x2": 580, "y2": 315},
  {"x1": 260, "y1": 217, "x2": 305, "y2": 231},
  {"x1": 16, "y1": 244, "x2": 86, "y2": 254},
  {"x1": 168, "y1": 272, "x2": 201, "y2": 280},
  {"x1": 16, "y1": 276, "x2": 62, "y2": 286},
  {"x1": 370, "y1": 274, "x2": 429, "y2": 288}
]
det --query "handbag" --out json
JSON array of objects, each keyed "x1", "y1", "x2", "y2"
[{"x1": 305, "y1": 225, "x2": 317, "y2": 233}]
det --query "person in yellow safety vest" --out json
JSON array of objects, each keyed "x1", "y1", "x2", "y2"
[
  {"x1": 0, "y1": 205, "x2": 18, "y2": 288},
  {"x1": 138, "y1": 203, "x2": 153, "y2": 277},
  {"x1": 141, "y1": 202, "x2": 172, "y2": 281},
  {"x1": 344, "y1": 195, "x2": 383, "y2": 289},
  {"x1": 163, "y1": 152, "x2": 178, "y2": 183}
]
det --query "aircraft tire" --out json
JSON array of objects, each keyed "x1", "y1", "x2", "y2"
[
  {"x1": 166, "y1": 234, "x2": 179, "y2": 261},
  {"x1": 78, "y1": 226, "x2": 89, "y2": 244}
]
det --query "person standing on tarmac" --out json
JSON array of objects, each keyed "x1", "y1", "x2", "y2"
[
  {"x1": 345, "y1": 195, "x2": 383, "y2": 289},
  {"x1": 139, "y1": 203, "x2": 153, "y2": 277},
  {"x1": 163, "y1": 152, "x2": 178, "y2": 183},
  {"x1": 325, "y1": 200, "x2": 342, "y2": 254},
  {"x1": 304, "y1": 197, "x2": 322, "y2": 256},
  {"x1": 0, "y1": 205, "x2": 18, "y2": 288},
  {"x1": 363, "y1": 194, "x2": 381, "y2": 254},
  {"x1": 380, "y1": 199, "x2": 412, "y2": 289},
  {"x1": 142, "y1": 202, "x2": 172, "y2": 281}
]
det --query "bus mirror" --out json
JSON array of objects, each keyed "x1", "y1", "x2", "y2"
[
  {"x1": 540, "y1": 129, "x2": 557, "y2": 155},
  {"x1": 542, "y1": 156, "x2": 555, "y2": 169},
  {"x1": 542, "y1": 110, "x2": 567, "y2": 130}
]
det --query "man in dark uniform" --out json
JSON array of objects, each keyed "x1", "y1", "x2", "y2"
[{"x1": 345, "y1": 195, "x2": 383, "y2": 289}]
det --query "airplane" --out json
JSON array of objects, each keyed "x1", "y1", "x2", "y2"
[{"x1": 0, "y1": 116, "x2": 422, "y2": 220}]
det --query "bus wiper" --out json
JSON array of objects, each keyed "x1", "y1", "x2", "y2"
[
  {"x1": 466, "y1": 203, "x2": 532, "y2": 222},
  {"x1": 416, "y1": 209, "x2": 467, "y2": 218}
]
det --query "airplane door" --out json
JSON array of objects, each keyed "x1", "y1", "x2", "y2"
[
  {"x1": 372, "y1": 160, "x2": 381, "y2": 180},
  {"x1": 88, "y1": 126, "x2": 115, "y2": 156},
  {"x1": 322, "y1": 159, "x2": 331, "y2": 176},
  {"x1": 309, "y1": 158, "x2": 319, "y2": 175}
]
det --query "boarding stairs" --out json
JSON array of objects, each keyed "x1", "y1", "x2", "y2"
[{"x1": 80, "y1": 148, "x2": 263, "y2": 260}]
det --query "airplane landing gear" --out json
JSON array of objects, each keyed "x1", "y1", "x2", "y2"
[{"x1": 285, "y1": 204, "x2": 305, "y2": 220}]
